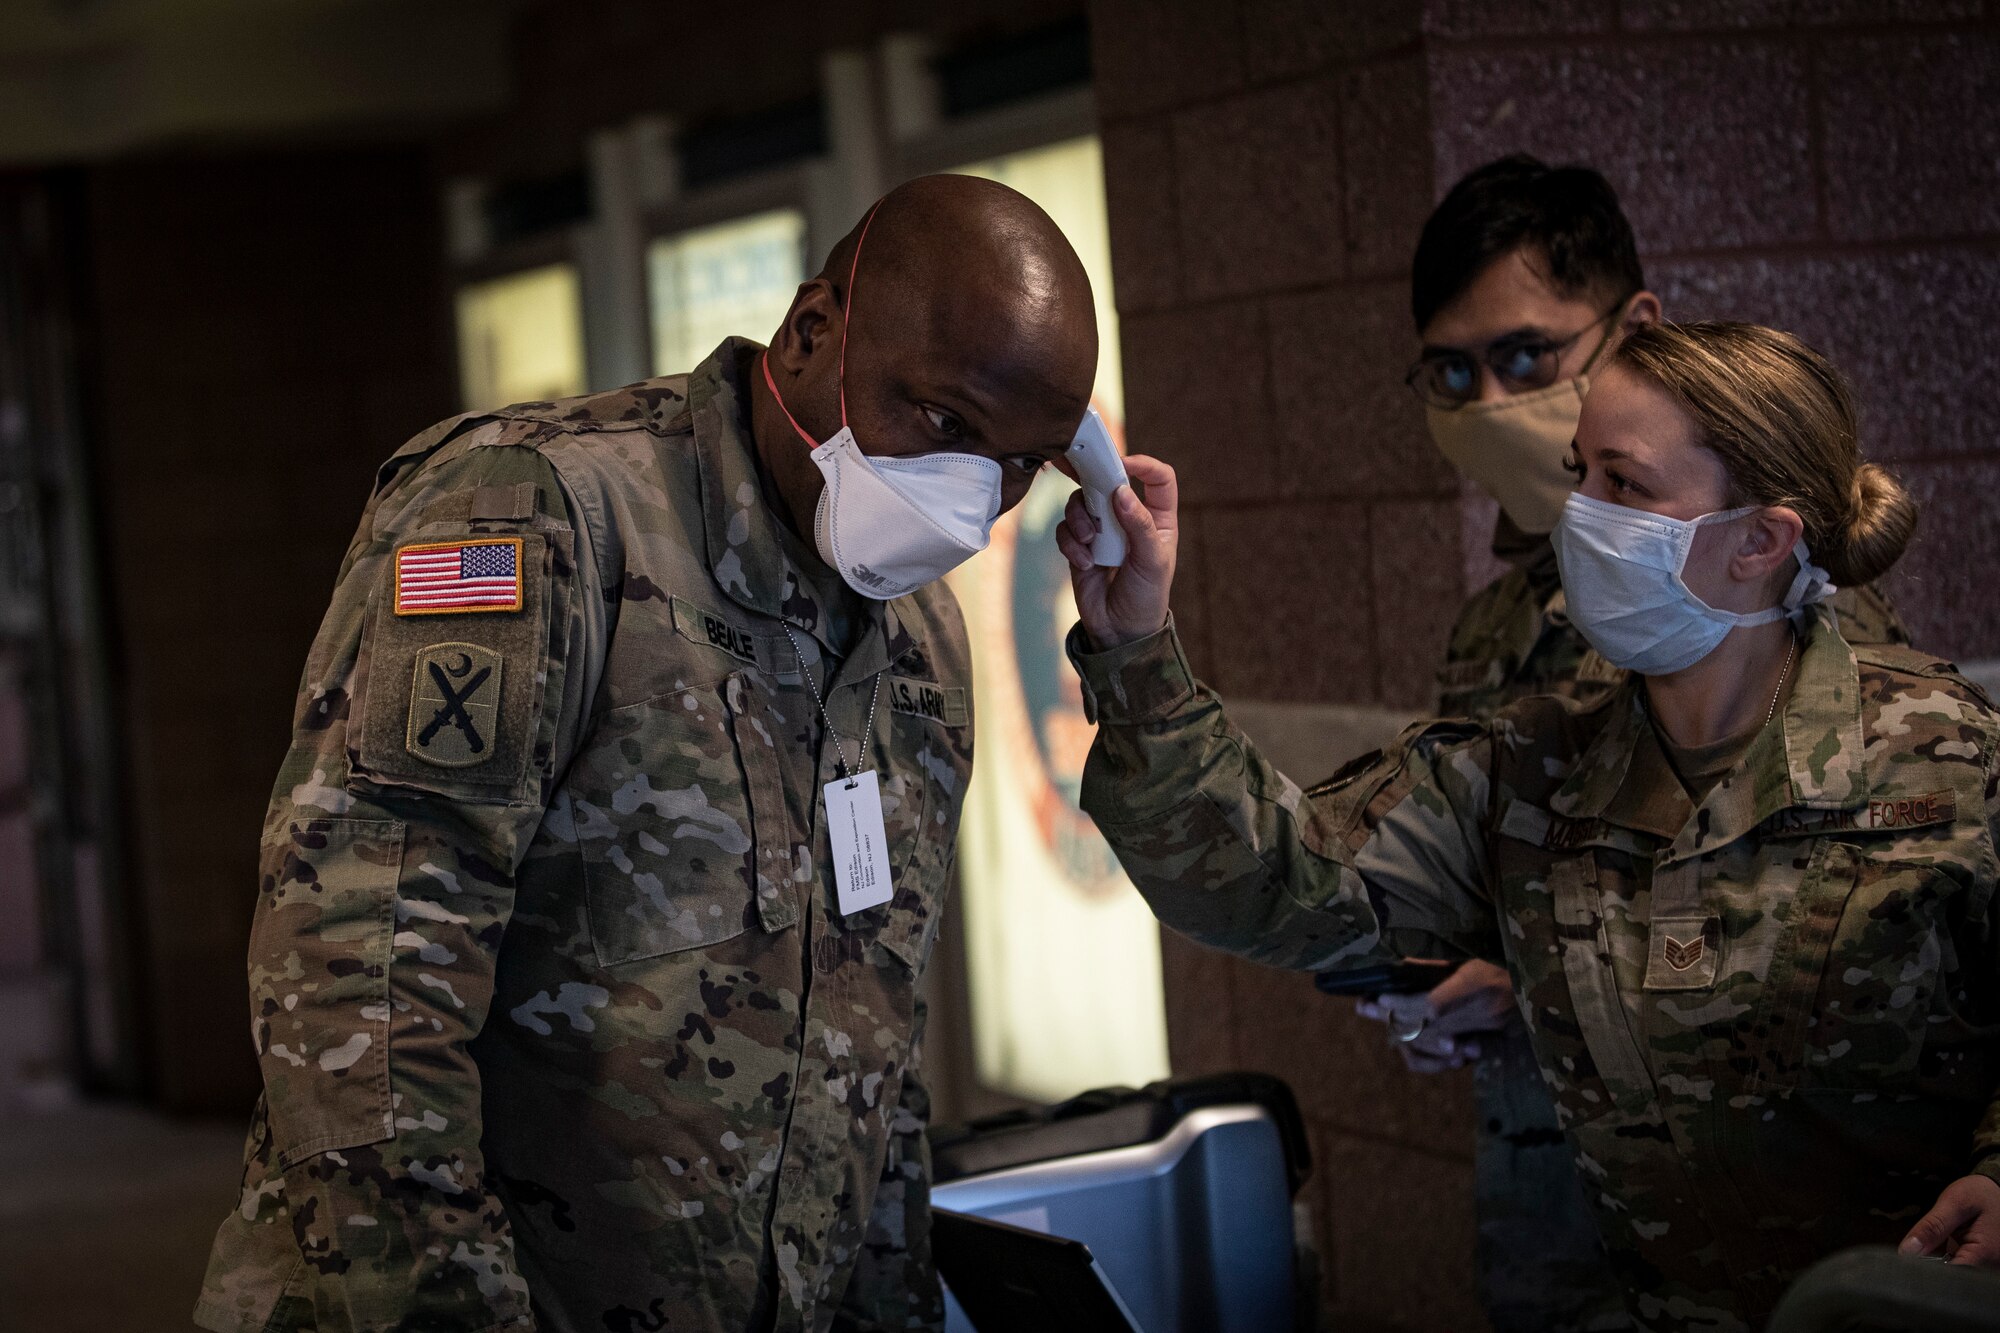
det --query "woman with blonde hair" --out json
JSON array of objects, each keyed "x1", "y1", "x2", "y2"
[{"x1": 1060, "y1": 322, "x2": 1999, "y2": 1333}]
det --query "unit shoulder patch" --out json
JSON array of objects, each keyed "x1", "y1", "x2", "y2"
[
  {"x1": 354, "y1": 531, "x2": 548, "y2": 802},
  {"x1": 407, "y1": 643, "x2": 504, "y2": 767},
  {"x1": 394, "y1": 537, "x2": 524, "y2": 615}
]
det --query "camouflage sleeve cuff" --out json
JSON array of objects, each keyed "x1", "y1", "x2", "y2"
[
  {"x1": 1973, "y1": 1149, "x2": 2000, "y2": 1191},
  {"x1": 1065, "y1": 615, "x2": 1196, "y2": 725}
]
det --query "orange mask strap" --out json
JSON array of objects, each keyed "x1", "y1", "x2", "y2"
[{"x1": 759, "y1": 199, "x2": 881, "y2": 448}]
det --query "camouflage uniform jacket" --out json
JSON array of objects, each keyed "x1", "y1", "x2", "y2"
[
  {"x1": 1437, "y1": 533, "x2": 1910, "y2": 1333},
  {"x1": 195, "y1": 338, "x2": 974, "y2": 1333},
  {"x1": 1071, "y1": 608, "x2": 2000, "y2": 1333}
]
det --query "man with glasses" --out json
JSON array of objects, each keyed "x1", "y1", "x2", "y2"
[{"x1": 1357, "y1": 155, "x2": 1905, "y2": 1333}]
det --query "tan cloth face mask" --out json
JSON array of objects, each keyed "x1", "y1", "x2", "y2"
[{"x1": 1425, "y1": 375, "x2": 1589, "y2": 536}]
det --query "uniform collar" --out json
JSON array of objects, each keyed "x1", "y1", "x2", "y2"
[
  {"x1": 1775, "y1": 604, "x2": 1870, "y2": 809},
  {"x1": 690, "y1": 337, "x2": 911, "y2": 678},
  {"x1": 1551, "y1": 606, "x2": 1868, "y2": 859},
  {"x1": 1549, "y1": 683, "x2": 1647, "y2": 823},
  {"x1": 1491, "y1": 513, "x2": 1555, "y2": 576},
  {"x1": 1492, "y1": 519, "x2": 1597, "y2": 672}
]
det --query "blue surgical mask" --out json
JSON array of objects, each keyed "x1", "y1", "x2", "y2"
[{"x1": 1551, "y1": 493, "x2": 1835, "y2": 675}]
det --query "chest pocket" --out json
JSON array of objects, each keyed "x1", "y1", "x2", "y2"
[
  {"x1": 838, "y1": 692, "x2": 967, "y2": 975},
  {"x1": 571, "y1": 670, "x2": 798, "y2": 968},
  {"x1": 1544, "y1": 851, "x2": 1658, "y2": 1119},
  {"x1": 1764, "y1": 841, "x2": 1949, "y2": 1091}
]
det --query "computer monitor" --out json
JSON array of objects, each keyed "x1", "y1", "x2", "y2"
[{"x1": 932, "y1": 1208, "x2": 1146, "y2": 1333}]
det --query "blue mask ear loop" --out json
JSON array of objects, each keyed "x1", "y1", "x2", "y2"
[
  {"x1": 758, "y1": 199, "x2": 882, "y2": 448},
  {"x1": 1677, "y1": 510, "x2": 1836, "y2": 627},
  {"x1": 1782, "y1": 541, "x2": 1836, "y2": 617}
]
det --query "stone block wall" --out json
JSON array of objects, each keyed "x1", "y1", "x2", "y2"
[
  {"x1": 1428, "y1": 0, "x2": 2000, "y2": 658},
  {"x1": 1092, "y1": 1, "x2": 1999, "y2": 1326}
]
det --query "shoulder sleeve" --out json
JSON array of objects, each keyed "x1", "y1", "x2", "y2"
[
  {"x1": 204, "y1": 436, "x2": 599, "y2": 1333},
  {"x1": 1436, "y1": 570, "x2": 1537, "y2": 717},
  {"x1": 1831, "y1": 580, "x2": 1911, "y2": 647},
  {"x1": 1071, "y1": 619, "x2": 1501, "y2": 971},
  {"x1": 1969, "y1": 712, "x2": 2000, "y2": 1188}
]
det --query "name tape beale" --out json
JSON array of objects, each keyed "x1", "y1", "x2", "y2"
[{"x1": 825, "y1": 770, "x2": 893, "y2": 915}]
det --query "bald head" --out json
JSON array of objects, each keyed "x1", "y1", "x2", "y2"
[
  {"x1": 821, "y1": 175, "x2": 1095, "y2": 374},
  {"x1": 754, "y1": 175, "x2": 1100, "y2": 536}
]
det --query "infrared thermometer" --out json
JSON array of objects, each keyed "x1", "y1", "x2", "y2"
[{"x1": 1066, "y1": 406, "x2": 1129, "y2": 567}]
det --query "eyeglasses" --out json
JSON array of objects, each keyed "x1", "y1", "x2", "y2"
[{"x1": 1405, "y1": 300, "x2": 1630, "y2": 410}]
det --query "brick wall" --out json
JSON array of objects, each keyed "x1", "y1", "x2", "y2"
[
  {"x1": 1091, "y1": 4, "x2": 1484, "y2": 1327},
  {"x1": 1428, "y1": 0, "x2": 2000, "y2": 659},
  {"x1": 1092, "y1": 1, "x2": 1999, "y2": 1328},
  {"x1": 85, "y1": 149, "x2": 459, "y2": 1113}
]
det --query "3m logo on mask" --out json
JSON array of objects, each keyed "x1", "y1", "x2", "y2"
[{"x1": 849, "y1": 563, "x2": 894, "y2": 592}]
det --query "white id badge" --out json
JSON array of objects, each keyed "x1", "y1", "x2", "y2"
[{"x1": 824, "y1": 769, "x2": 893, "y2": 915}]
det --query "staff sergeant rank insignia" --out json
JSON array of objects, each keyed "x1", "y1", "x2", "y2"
[
  {"x1": 408, "y1": 642, "x2": 503, "y2": 767},
  {"x1": 1663, "y1": 933, "x2": 1705, "y2": 971}
]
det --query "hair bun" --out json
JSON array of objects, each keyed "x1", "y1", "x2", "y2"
[
  {"x1": 1825, "y1": 461, "x2": 1917, "y2": 588},
  {"x1": 1612, "y1": 322, "x2": 1920, "y2": 590}
]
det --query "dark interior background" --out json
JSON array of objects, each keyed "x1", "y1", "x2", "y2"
[{"x1": 0, "y1": 3, "x2": 1994, "y2": 1330}]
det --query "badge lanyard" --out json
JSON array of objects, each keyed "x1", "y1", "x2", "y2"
[{"x1": 782, "y1": 625, "x2": 892, "y2": 914}]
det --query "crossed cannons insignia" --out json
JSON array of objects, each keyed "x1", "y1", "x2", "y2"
[{"x1": 407, "y1": 642, "x2": 503, "y2": 768}]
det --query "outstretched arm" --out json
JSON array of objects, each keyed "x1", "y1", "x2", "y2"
[{"x1": 1057, "y1": 457, "x2": 1503, "y2": 974}]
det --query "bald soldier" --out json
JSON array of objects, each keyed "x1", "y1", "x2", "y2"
[{"x1": 194, "y1": 175, "x2": 1098, "y2": 1333}]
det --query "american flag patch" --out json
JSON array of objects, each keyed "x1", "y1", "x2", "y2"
[{"x1": 394, "y1": 537, "x2": 524, "y2": 615}]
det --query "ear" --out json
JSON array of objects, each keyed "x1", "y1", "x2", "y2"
[
  {"x1": 769, "y1": 278, "x2": 842, "y2": 373},
  {"x1": 1728, "y1": 505, "x2": 1806, "y2": 587},
  {"x1": 1624, "y1": 290, "x2": 1663, "y2": 330}
]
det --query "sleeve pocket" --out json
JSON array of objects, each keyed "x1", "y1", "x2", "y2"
[
  {"x1": 350, "y1": 530, "x2": 554, "y2": 805},
  {"x1": 249, "y1": 817, "x2": 401, "y2": 1169}
]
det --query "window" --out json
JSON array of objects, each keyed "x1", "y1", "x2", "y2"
[
  {"x1": 942, "y1": 136, "x2": 1168, "y2": 1103},
  {"x1": 454, "y1": 263, "x2": 586, "y2": 412},
  {"x1": 649, "y1": 209, "x2": 807, "y2": 377}
]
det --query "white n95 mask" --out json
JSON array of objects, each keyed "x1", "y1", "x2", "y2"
[
  {"x1": 757, "y1": 201, "x2": 1003, "y2": 601},
  {"x1": 1426, "y1": 376, "x2": 1589, "y2": 536},
  {"x1": 1551, "y1": 492, "x2": 1836, "y2": 676},
  {"x1": 805, "y1": 425, "x2": 1001, "y2": 599}
]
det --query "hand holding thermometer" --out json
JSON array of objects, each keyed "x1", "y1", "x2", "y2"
[{"x1": 1066, "y1": 406, "x2": 1129, "y2": 567}]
